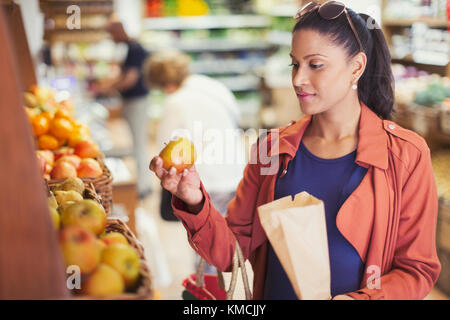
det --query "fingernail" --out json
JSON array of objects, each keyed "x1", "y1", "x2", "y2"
[
  {"x1": 170, "y1": 167, "x2": 176, "y2": 175},
  {"x1": 183, "y1": 169, "x2": 188, "y2": 177}
]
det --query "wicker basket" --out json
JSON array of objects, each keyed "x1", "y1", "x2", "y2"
[
  {"x1": 392, "y1": 102, "x2": 413, "y2": 129},
  {"x1": 440, "y1": 109, "x2": 450, "y2": 136},
  {"x1": 48, "y1": 155, "x2": 113, "y2": 215},
  {"x1": 48, "y1": 181, "x2": 153, "y2": 300},
  {"x1": 436, "y1": 198, "x2": 450, "y2": 296},
  {"x1": 408, "y1": 103, "x2": 441, "y2": 137}
]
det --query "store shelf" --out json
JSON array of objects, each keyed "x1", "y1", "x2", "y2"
[
  {"x1": 215, "y1": 75, "x2": 260, "y2": 92},
  {"x1": 143, "y1": 15, "x2": 270, "y2": 30},
  {"x1": 266, "y1": 30, "x2": 292, "y2": 46},
  {"x1": 391, "y1": 55, "x2": 449, "y2": 67},
  {"x1": 266, "y1": 3, "x2": 299, "y2": 17},
  {"x1": 382, "y1": 18, "x2": 449, "y2": 28},
  {"x1": 144, "y1": 39, "x2": 273, "y2": 52},
  {"x1": 191, "y1": 58, "x2": 263, "y2": 75}
]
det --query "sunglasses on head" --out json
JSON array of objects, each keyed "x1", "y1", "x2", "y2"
[{"x1": 294, "y1": 1, "x2": 363, "y2": 53}]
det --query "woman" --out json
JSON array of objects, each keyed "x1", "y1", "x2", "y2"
[{"x1": 149, "y1": 1, "x2": 441, "y2": 300}]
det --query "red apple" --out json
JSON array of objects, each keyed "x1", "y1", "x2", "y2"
[
  {"x1": 56, "y1": 155, "x2": 81, "y2": 169},
  {"x1": 74, "y1": 140, "x2": 100, "y2": 159},
  {"x1": 59, "y1": 225, "x2": 101, "y2": 274},
  {"x1": 36, "y1": 150, "x2": 54, "y2": 173},
  {"x1": 77, "y1": 158, "x2": 103, "y2": 178},
  {"x1": 54, "y1": 146, "x2": 74, "y2": 161},
  {"x1": 51, "y1": 161, "x2": 77, "y2": 179},
  {"x1": 36, "y1": 153, "x2": 46, "y2": 174}
]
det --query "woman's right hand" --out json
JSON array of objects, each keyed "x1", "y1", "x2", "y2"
[{"x1": 149, "y1": 156, "x2": 204, "y2": 210}]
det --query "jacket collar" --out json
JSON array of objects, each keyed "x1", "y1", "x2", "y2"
[{"x1": 269, "y1": 102, "x2": 389, "y2": 170}]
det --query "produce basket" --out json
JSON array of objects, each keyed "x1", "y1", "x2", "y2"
[
  {"x1": 436, "y1": 198, "x2": 450, "y2": 296},
  {"x1": 392, "y1": 102, "x2": 413, "y2": 129},
  {"x1": 48, "y1": 180, "x2": 154, "y2": 300},
  {"x1": 440, "y1": 109, "x2": 450, "y2": 136},
  {"x1": 48, "y1": 155, "x2": 113, "y2": 215},
  {"x1": 407, "y1": 103, "x2": 441, "y2": 137}
]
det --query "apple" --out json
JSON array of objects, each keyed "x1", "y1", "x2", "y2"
[
  {"x1": 77, "y1": 158, "x2": 103, "y2": 178},
  {"x1": 59, "y1": 225, "x2": 101, "y2": 274},
  {"x1": 159, "y1": 136, "x2": 196, "y2": 173},
  {"x1": 81, "y1": 264, "x2": 124, "y2": 297},
  {"x1": 48, "y1": 194, "x2": 58, "y2": 210},
  {"x1": 101, "y1": 232, "x2": 129, "y2": 246},
  {"x1": 74, "y1": 140, "x2": 100, "y2": 159},
  {"x1": 60, "y1": 199, "x2": 106, "y2": 236},
  {"x1": 51, "y1": 177, "x2": 85, "y2": 195},
  {"x1": 36, "y1": 153, "x2": 46, "y2": 174},
  {"x1": 68, "y1": 132, "x2": 89, "y2": 148},
  {"x1": 51, "y1": 161, "x2": 77, "y2": 179},
  {"x1": 50, "y1": 207, "x2": 60, "y2": 230},
  {"x1": 36, "y1": 150, "x2": 54, "y2": 173},
  {"x1": 96, "y1": 239, "x2": 107, "y2": 251},
  {"x1": 54, "y1": 190, "x2": 83, "y2": 206},
  {"x1": 101, "y1": 244, "x2": 141, "y2": 289},
  {"x1": 56, "y1": 155, "x2": 81, "y2": 169},
  {"x1": 54, "y1": 146, "x2": 74, "y2": 161}
]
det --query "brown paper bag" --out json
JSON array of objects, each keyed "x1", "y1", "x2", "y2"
[{"x1": 257, "y1": 191, "x2": 331, "y2": 300}]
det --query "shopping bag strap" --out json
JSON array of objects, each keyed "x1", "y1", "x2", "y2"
[{"x1": 196, "y1": 240, "x2": 252, "y2": 300}]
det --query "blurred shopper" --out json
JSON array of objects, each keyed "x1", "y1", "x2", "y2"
[
  {"x1": 144, "y1": 50, "x2": 246, "y2": 272},
  {"x1": 94, "y1": 20, "x2": 152, "y2": 199}
]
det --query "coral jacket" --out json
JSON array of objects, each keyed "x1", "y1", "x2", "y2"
[{"x1": 172, "y1": 102, "x2": 441, "y2": 300}]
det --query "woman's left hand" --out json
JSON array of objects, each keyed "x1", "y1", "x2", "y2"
[{"x1": 332, "y1": 295, "x2": 354, "y2": 300}]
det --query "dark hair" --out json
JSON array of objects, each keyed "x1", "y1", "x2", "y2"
[{"x1": 293, "y1": 8, "x2": 395, "y2": 120}]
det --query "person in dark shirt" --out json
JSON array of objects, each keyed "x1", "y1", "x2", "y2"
[{"x1": 96, "y1": 20, "x2": 152, "y2": 199}]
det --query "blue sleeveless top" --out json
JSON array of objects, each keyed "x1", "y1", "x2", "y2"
[{"x1": 263, "y1": 141, "x2": 368, "y2": 299}]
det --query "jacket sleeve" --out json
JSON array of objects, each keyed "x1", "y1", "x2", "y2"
[
  {"x1": 171, "y1": 150, "x2": 262, "y2": 272},
  {"x1": 347, "y1": 146, "x2": 441, "y2": 300}
]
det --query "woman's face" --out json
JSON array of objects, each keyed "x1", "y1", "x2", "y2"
[{"x1": 290, "y1": 29, "x2": 364, "y2": 115}]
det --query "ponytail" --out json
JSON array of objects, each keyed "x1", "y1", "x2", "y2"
[
  {"x1": 357, "y1": 14, "x2": 395, "y2": 120},
  {"x1": 293, "y1": 9, "x2": 395, "y2": 120}
]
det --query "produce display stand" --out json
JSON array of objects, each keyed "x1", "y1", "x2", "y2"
[
  {"x1": 0, "y1": 1, "x2": 152, "y2": 299},
  {"x1": 0, "y1": 2, "x2": 69, "y2": 299}
]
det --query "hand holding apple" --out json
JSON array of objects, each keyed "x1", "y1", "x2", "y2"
[{"x1": 149, "y1": 156, "x2": 203, "y2": 211}]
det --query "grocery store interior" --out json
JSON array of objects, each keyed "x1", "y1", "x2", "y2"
[{"x1": 0, "y1": 0, "x2": 449, "y2": 300}]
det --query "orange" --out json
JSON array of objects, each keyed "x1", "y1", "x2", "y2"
[
  {"x1": 54, "y1": 109, "x2": 73, "y2": 121},
  {"x1": 40, "y1": 111, "x2": 53, "y2": 121},
  {"x1": 25, "y1": 107, "x2": 37, "y2": 122},
  {"x1": 32, "y1": 114, "x2": 50, "y2": 136},
  {"x1": 73, "y1": 121, "x2": 90, "y2": 136},
  {"x1": 57, "y1": 137, "x2": 67, "y2": 148},
  {"x1": 68, "y1": 131, "x2": 89, "y2": 148},
  {"x1": 49, "y1": 117, "x2": 73, "y2": 140},
  {"x1": 37, "y1": 134, "x2": 59, "y2": 150}
]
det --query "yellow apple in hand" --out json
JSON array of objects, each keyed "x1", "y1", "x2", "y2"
[
  {"x1": 101, "y1": 244, "x2": 141, "y2": 289},
  {"x1": 159, "y1": 136, "x2": 196, "y2": 173},
  {"x1": 82, "y1": 264, "x2": 125, "y2": 297}
]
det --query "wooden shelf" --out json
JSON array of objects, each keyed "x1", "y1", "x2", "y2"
[
  {"x1": 143, "y1": 15, "x2": 270, "y2": 30},
  {"x1": 383, "y1": 17, "x2": 449, "y2": 28},
  {"x1": 0, "y1": 2, "x2": 70, "y2": 299}
]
